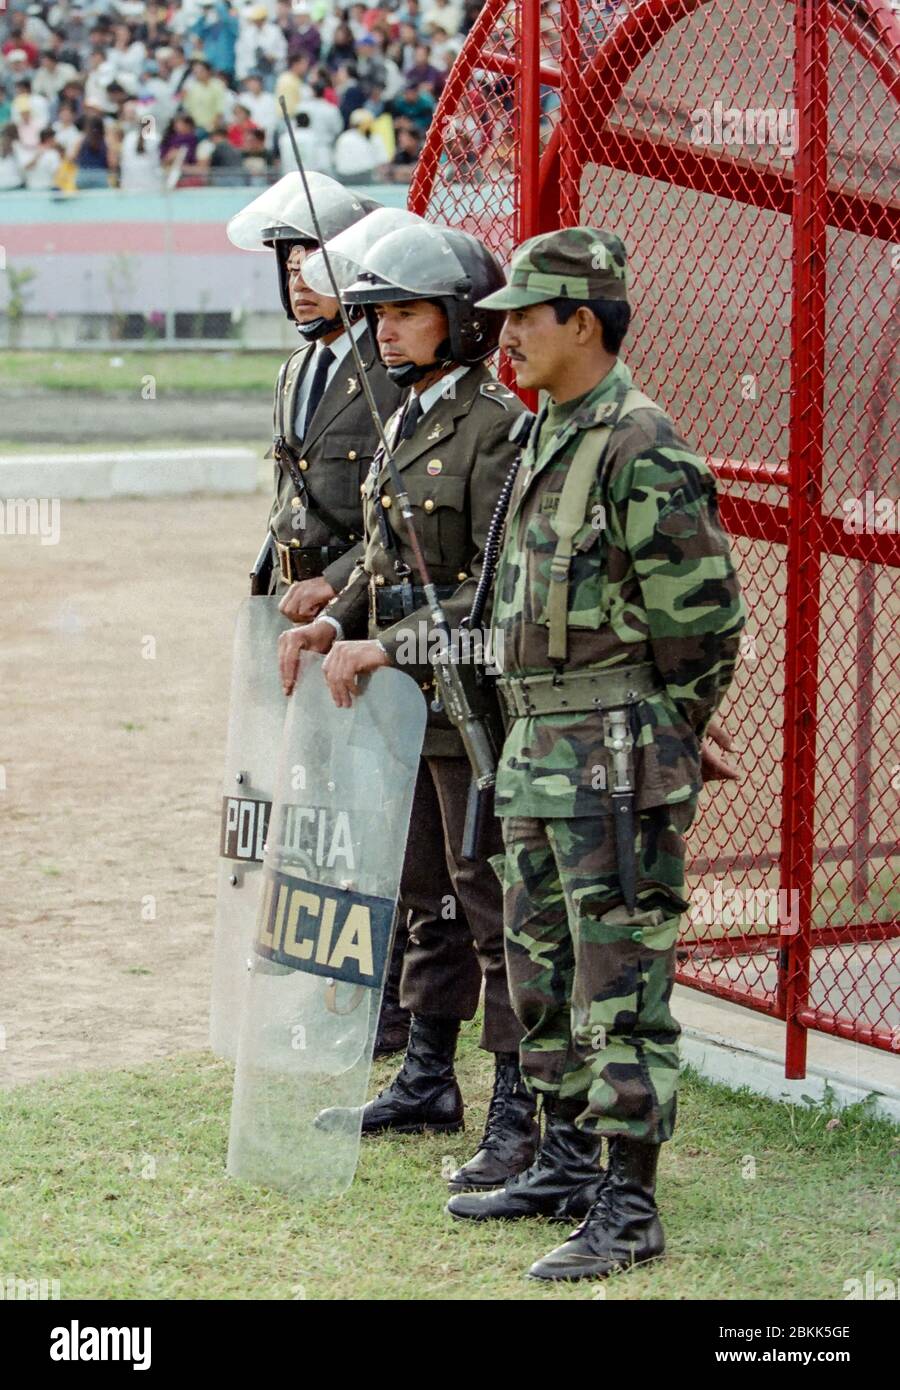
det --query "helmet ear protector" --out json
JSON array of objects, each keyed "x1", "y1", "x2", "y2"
[
  {"x1": 268, "y1": 230, "x2": 362, "y2": 339},
  {"x1": 265, "y1": 228, "x2": 316, "y2": 321}
]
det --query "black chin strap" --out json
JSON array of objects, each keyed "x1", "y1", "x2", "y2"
[
  {"x1": 386, "y1": 337, "x2": 453, "y2": 387},
  {"x1": 296, "y1": 312, "x2": 343, "y2": 342}
]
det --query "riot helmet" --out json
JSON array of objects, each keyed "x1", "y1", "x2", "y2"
[
  {"x1": 302, "y1": 207, "x2": 425, "y2": 299},
  {"x1": 342, "y1": 224, "x2": 506, "y2": 385},
  {"x1": 226, "y1": 173, "x2": 379, "y2": 336}
]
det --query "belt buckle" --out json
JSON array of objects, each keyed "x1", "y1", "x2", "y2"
[{"x1": 277, "y1": 543, "x2": 292, "y2": 586}]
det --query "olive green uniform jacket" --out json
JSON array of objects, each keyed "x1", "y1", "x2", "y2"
[
  {"x1": 324, "y1": 362, "x2": 526, "y2": 757},
  {"x1": 268, "y1": 329, "x2": 402, "y2": 594}
]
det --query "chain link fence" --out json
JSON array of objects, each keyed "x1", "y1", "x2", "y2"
[{"x1": 410, "y1": 0, "x2": 899, "y2": 1076}]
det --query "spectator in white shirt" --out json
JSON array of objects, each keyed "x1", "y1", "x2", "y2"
[
  {"x1": 52, "y1": 101, "x2": 83, "y2": 156},
  {"x1": 235, "y1": 5, "x2": 287, "y2": 84},
  {"x1": 296, "y1": 78, "x2": 343, "y2": 145},
  {"x1": 117, "y1": 105, "x2": 163, "y2": 191},
  {"x1": 19, "y1": 127, "x2": 62, "y2": 189},
  {"x1": 0, "y1": 124, "x2": 24, "y2": 190},
  {"x1": 84, "y1": 52, "x2": 118, "y2": 112},
  {"x1": 19, "y1": 7, "x2": 53, "y2": 50},
  {"x1": 33, "y1": 52, "x2": 79, "y2": 103},
  {"x1": 12, "y1": 81, "x2": 51, "y2": 134},
  {"x1": 429, "y1": 26, "x2": 463, "y2": 70},
  {"x1": 333, "y1": 106, "x2": 388, "y2": 178},
  {"x1": 278, "y1": 109, "x2": 331, "y2": 175},
  {"x1": 239, "y1": 72, "x2": 278, "y2": 144},
  {"x1": 106, "y1": 23, "x2": 147, "y2": 82},
  {"x1": 139, "y1": 48, "x2": 186, "y2": 131},
  {"x1": 422, "y1": 0, "x2": 462, "y2": 36}
]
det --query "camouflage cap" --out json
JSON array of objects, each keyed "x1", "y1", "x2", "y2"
[{"x1": 475, "y1": 227, "x2": 628, "y2": 310}]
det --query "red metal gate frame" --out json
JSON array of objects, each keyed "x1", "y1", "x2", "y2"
[{"x1": 409, "y1": 0, "x2": 900, "y2": 1078}]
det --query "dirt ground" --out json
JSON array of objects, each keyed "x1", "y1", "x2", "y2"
[
  {"x1": 1, "y1": 488, "x2": 895, "y2": 1089},
  {"x1": 0, "y1": 492, "x2": 263, "y2": 1086}
]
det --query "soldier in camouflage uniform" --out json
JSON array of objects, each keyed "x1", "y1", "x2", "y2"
[{"x1": 446, "y1": 228, "x2": 746, "y2": 1281}]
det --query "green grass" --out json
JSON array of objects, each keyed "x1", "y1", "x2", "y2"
[
  {"x1": 0, "y1": 351, "x2": 284, "y2": 395},
  {"x1": 0, "y1": 1031, "x2": 896, "y2": 1301}
]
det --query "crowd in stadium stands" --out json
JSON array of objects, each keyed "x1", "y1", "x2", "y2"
[{"x1": 0, "y1": 0, "x2": 487, "y2": 191}]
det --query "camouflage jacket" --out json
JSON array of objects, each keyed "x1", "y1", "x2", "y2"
[{"x1": 491, "y1": 358, "x2": 746, "y2": 818}]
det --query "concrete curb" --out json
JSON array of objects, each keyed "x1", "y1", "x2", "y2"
[
  {"x1": 674, "y1": 986, "x2": 900, "y2": 1123},
  {"x1": 0, "y1": 447, "x2": 260, "y2": 499}
]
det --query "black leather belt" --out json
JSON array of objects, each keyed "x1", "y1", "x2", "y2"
[
  {"x1": 372, "y1": 581, "x2": 457, "y2": 625},
  {"x1": 274, "y1": 539, "x2": 351, "y2": 585}
]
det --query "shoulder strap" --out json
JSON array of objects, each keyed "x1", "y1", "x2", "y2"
[
  {"x1": 620, "y1": 387, "x2": 664, "y2": 417},
  {"x1": 546, "y1": 430, "x2": 604, "y2": 661},
  {"x1": 272, "y1": 356, "x2": 290, "y2": 447},
  {"x1": 545, "y1": 387, "x2": 665, "y2": 663}
]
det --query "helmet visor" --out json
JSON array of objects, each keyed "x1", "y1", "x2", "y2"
[
  {"x1": 302, "y1": 208, "x2": 424, "y2": 296},
  {"x1": 226, "y1": 172, "x2": 356, "y2": 252},
  {"x1": 344, "y1": 223, "x2": 470, "y2": 302}
]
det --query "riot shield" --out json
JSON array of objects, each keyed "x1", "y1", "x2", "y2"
[
  {"x1": 209, "y1": 596, "x2": 290, "y2": 1059},
  {"x1": 227, "y1": 652, "x2": 426, "y2": 1198}
]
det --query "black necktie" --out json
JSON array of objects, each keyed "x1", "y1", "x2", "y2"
[
  {"x1": 304, "y1": 345, "x2": 335, "y2": 434},
  {"x1": 397, "y1": 393, "x2": 422, "y2": 442}
]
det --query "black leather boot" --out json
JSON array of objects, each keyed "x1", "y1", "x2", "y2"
[
  {"x1": 315, "y1": 1015, "x2": 464, "y2": 1136},
  {"x1": 445, "y1": 1095, "x2": 604, "y2": 1221},
  {"x1": 528, "y1": 1136, "x2": 665, "y2": 1280},
  {"x1": 446, "y1": 1053, "x2": 539, "y2": 1192},
  {"x1": 373, "y1": 920, "x2": 410, "y2": 1059}
]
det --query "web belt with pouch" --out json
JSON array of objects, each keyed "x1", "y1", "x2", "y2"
[
  {"x1": 496, "y1": 662, "x2": 662, "y2": 719},
  {"x1": 499, "y1": 663, "x2": 663, "y2": 913}
]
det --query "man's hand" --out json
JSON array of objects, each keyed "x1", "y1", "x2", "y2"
[
  {"x1": 700, "y1": 718, "x2": 740, "y2": 783},
  {"x1": 322, "y1": 639, "x2": 390, "y2": 709},
  {"x1": 279, "y1": 621, "x2": 336, "y2": 696},
  {"x1": 279, "y1": 577, "x2": 336, "y2": 624}
]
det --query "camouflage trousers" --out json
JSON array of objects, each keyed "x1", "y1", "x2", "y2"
[{"x1": 497, "y1": 797, "x2": 697, "y2": 1144}]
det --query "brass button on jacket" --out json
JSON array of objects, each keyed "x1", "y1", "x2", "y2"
[{"x1": 324, "y1": 362, "x2": 527, "y2": 760}]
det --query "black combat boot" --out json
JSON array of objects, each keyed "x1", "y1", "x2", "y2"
[
  {"x1": 445, "y1": 1095, "x2": 604, "y2": 1221},
  {"x1": 446, "y1": 1053, "x2": 539, "y2": 1192},
  {"x1": 315, "y1": 1015, "x2": 464, "y2": 1136},
  {"x1": 373, "y1": 921, "x2": 410, "y2": 1059},
  {"x1": 527, "y1": 1136, "x2": 665, "y2": 1281}
]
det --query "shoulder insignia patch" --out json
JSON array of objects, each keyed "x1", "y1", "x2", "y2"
[{"x1": 480, "y1": 382, "x2": 517, "y2": 409}]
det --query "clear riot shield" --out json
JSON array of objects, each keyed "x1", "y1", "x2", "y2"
[
  {"x1": 227, "y1": 652, "x2": 426, "y2": 1198},
  {"x1": 209, "y1": 597, "x2": 289, "y2": 1060}
]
